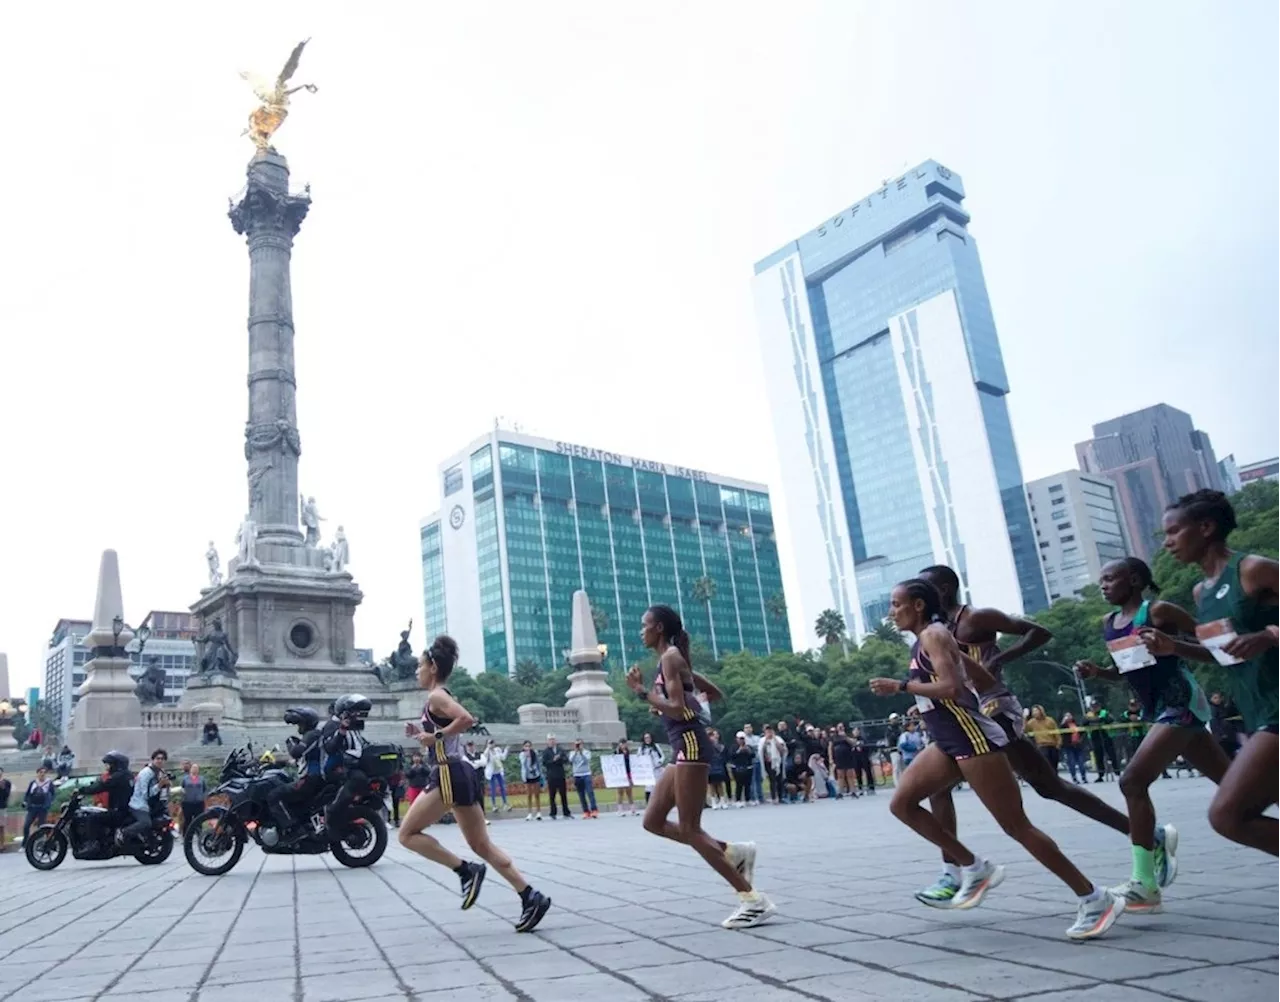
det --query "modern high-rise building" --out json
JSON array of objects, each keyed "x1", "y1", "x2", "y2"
[
  {"x1": 44, "y1": 611, "x2": 198, "y2": 735},
  {"x1": 1238, "y1": 457, "x2": 1279, "y2": 485},
  {"x1": 421, "y1": 430, "x2": 791, "y2": 674},
  {"x1": 1025, "y1": 471, "x2": 1130, "y2": 602},
  {"x1": 1075, "y1": 403, "x2": 1223, "y2": 561},
  {"x1": 1218, "y1": 454, "x2": 1243, "y2": 495},
  {"x1": 752, "y1": 160, "x2": 1047, "y2": 642}
]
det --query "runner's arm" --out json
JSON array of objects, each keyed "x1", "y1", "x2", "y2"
[{"x1": 969, "y1": 608, "x2": 1052, "y2": 671}]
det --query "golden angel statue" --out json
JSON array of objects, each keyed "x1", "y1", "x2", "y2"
[{"x1": 241, "y1": 39, "x2": 318, "y2": 150}]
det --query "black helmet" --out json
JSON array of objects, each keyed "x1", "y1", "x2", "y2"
[
  {"x1": 333, "y1": 694, "x2": 372, "y2": 730},
  {"x1": 283, "y1": 706, "x2": 320, "y2": 734},
  {"x1": 102, "y1": 750, "x2": 129, "y2": 773}
]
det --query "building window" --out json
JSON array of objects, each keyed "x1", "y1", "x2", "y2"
[
  {"x1": 1061, "y1": 535, "x2": 1076, "y2": 543},
  {"x1": 1039, "y1": 541, "x2": 1049, "y2": 549},
  {"x1": 443, "y1": 465, "x2": 463, "y2": 497},
  {"x1": 1048, "y1": 484, "x2": 1064, "y2": 493},
  {"x1": 1051, "y1": 497, "x2": 1066, "y2": 506},
  {"x1": 1056, "y1": 522, "x2": 1071, "y2": 531}
]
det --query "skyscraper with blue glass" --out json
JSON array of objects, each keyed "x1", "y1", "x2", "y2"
[
  {"x1": 752, "y1": 160, "x2": 1047, "y2": 644},
  {"x1": 421, "y1": 430, "x2": 791, "y2": 674}
]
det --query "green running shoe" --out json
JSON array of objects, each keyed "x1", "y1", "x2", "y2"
[{"x1": 915, "y1": 872, "x2": 961, "y2": 909}]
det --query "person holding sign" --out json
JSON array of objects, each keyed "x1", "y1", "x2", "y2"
[
  {"x1": 1143, "y1": 490, "x2": 1278, "y2": 857},
  {"x1": 1075, "y1": 557, "x2": 1225, "y2": 914},
  {"x1": 870, "y1": 579, "x2": 1126, "y2": 940},
  {"x1": 626, "y1": 604, "x2": 775, "y2": 929}
]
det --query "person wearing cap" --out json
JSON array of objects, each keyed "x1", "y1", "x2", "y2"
[{"x1": 886, "y1": 713, "x2": 904, "y2": 786}]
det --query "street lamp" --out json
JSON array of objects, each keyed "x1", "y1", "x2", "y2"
[{"x1": 1028, "y1": 660, "x2": 1090, "y2": 718}]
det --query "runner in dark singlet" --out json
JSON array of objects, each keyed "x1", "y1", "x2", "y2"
[
  {"x1": 869, "y1": 579, "x2": 1125, "y2": 939},
  {"x1": 1075, "y1": 556, "x2": 1231, "y2": 912},
  {"x1": 913, "y1": 565, "x2": 1138, "y2": 908},
  {"x1": 397, "y1": 635, "x2": 552, "y2": 932},
  {"x1": 1145, "y1": 490, "x2": 1278, "y2": 856},
  {"x1": 626, "y1": 604, "x2": 774, "y2": 929}
]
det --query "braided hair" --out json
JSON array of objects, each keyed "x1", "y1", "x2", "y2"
[
  {"x1": 897, "y1": 578, "x2": 945, "y2": 624},
  {"x1": 1167, "y1": 489, "x2": 1237, "y2": 542},
  {"x1": 647, "y1": 604, "x2": 692, "y2": 667},
  {"x1": 1122, "y1": 556, "x2": 1156, "y2": 594}
]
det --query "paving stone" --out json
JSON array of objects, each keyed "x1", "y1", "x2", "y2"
[
  {"x1": 394, "y1": 960, "x2": 496, "y2": 993},
  {"x1": 489, "y1": 948, "x2": 596, "y2": 980},
  {"x1": 619, "y1": 959, "x2": 763, "y2": 995},
  {"x1": 199, "y1": 979, "x2": 297, "y2": 1002},
  {"x1": 733, "y1": 946, "x2": 868, "y2": 980},
  {"x1": 1142, "y1": 965, "x2": 1280, "y2": 1002},
  {"x1": 514, "y1": 971, "x2": 651, "y2": 1002},
  {"x1": 573, "y1": 937, "x2": 693, "y2": 969},
  {"x1": 897, "y1": 954, "x2": 1094, "y2": 996},
  {"x1": 788, "y1": 970, "x2": 983, "y2": 1002},
  {"x1": 299, "y1": 970, "x2": 407, "y2": 1001}
]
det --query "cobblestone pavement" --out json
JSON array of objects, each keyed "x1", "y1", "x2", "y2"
[{"x1": 0, "y1": 778, "x2": 1274, "y2": 1002}]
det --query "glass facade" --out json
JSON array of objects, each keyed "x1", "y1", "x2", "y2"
[
  {"x1": 436, "y1": 436, "x2": 791, "y2": 673},
  {"x1": 420, "y1": 520, "x2": 447, "y2": 640},
  {"x1": 758, "y1": 161, "x2": 1047, "y2": 626}
]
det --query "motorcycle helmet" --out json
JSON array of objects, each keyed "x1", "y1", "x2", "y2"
[
  {"x1": 283, "y1": 706, "x2": 320, "y2": 734},
  {"x1": 102, "y1": 750, "x2": 130, "y2": 774},
  {"x1": 333, "y1": 694, "x2": 372, "y2": 731}
]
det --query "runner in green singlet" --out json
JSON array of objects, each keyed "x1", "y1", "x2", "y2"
[{"x1": 1142, "y1": 490, "x2": 1278, "y2": 857}]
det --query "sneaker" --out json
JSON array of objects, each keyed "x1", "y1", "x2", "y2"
[
  {"x1": 515, "y1": 890, "x2": 552, "y2": 933},
  {"x1": 1154, "y1": 824, "x2": 1178, "y2": 888},
  {"x1": 1067, "y1": 888, "x2": 1125, "y2": 940},
  {"x1": 722, "y1": 892, "x2": 776, "y2": 929},
  {"x1": 952, "y1": 861, "x2": 1005, "y2": 910},
  {"x1": 915, "y1": 873, "x2": 961, "y2": 909},
  {"x1": 733, "y1": 801, "x2": 744, "y2": 810},
  {"x1": 725, "y1": 841, "x2": 757, "y2": 886},
  {"x1": 536, "y1": 813, "x2": 543, "y2": 820},
  {"x1": 459, "y1": 862, "x2": 487, "y2": 910},
  {"x1": 524, "y1": 814, "x2": 533, "y2": 821},
  {"x1": 1109, "y1": 878, "x2": 1162, "y2": 914}
]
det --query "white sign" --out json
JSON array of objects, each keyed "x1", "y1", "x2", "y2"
[{"x1": 600, "y1": 754, "x2": 656, "y2": 788}]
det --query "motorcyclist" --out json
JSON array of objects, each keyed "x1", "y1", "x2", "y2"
[
  {"x1": 266, "y1": 706, "x2": 324, "y2": 837},
  {"x1": 82, "y1": 751, "x2": 133, "y2": 848},
  {"x1": 322, "y1": 694, "x2": 371, "y2": 830},
  {"x1": 118, "y1": 748, "x2": 170, "y2": 847}
]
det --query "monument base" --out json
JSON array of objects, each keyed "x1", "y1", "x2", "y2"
[{"x1": 69, "y1": 655, "x2": 149, "y2": 765}]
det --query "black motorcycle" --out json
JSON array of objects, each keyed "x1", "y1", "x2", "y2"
[
  {"x1": 25, "y1": 787, "x2": 176, "y2": 871},
  {"x1": 183, "y1": 744, "x2": 397, "y2": 876}
]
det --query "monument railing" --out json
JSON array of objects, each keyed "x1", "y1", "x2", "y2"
[
  {"x1": 515, "y1": 704, "x2": 582, "y2": 726},
  {"x1": 140, "y1": 707, "x2": 202, "y2": 731}
]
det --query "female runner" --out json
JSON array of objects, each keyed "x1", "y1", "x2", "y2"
[
  {"x1": 869, "y1": 579, "x2": 1125, "y2": 939},
  {"x1": 397, "y1": 635, "x2": 552, "y2": 932},
  {"x1": 1144, "y1": 490, "x2": 1278, "y2": 856},
  {"x1": 1075, "y1": 556, "x2": 1229, "y2": 912},
  {"x1": 626, "y1": 604, "x2": 774, "y2": 929}
]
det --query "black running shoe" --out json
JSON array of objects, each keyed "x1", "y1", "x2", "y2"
[
  {"x1": 515, "y1": 890, "x2": 551, "y2": 933},
  {"x1": 460, "y1": 862, "x2": 487, "y2": 910}
]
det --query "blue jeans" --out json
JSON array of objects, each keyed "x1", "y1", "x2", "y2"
[
  {"x1": 750, "y1": 760, "x2": 763, "y2": 802},
  {"x1": 488, "y1": 773, "x2": 507, "y2": 806},
  {"x1": 573, "y1": 775, "x2": 598, "y2": 813}
]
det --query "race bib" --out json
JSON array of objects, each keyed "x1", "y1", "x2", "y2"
[
  {"x1": 1196, "y1": 619, "x2": 1245, "y2": 666},
  {"x1": 1107, "y1": 635, "x2": 1157, "y2": 673},
  {"x1": 914, "y1": 694, "x2": 934, "y2": 713}
]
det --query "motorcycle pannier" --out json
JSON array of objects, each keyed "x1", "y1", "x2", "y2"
[{"x1": 359, "y1": 742, "x2": 403, "y2": 778}]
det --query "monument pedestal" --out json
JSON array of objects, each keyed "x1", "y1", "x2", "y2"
[{"x1": 564, "y1": 669, "x2": 625, "y2": 743}]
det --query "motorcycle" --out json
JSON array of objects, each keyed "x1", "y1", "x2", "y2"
[
  {"x1": 25, "y1": 787, "x2": 176, "y2": 871},
  {"x1": 183, "y1": 743, "x2": 397, "y2": 876}
]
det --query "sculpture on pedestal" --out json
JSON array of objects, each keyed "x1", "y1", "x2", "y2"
[
  {"x1": 195, "y1": 617, "x2": 238, "y2": 676},
  {"x1": 240, "y1": 40, "x2": 318, "y2": 151},
  {"x1": 134, "y1": 657, "x2": 167, "y2": 705},
  {"x1": 300, "y1": 495, "x2": 324, "y2": 547},
  {"x1": 206, "y1": 542, "x2": 222, "y2": 587},
  {"x1": 374, "y1": 621, "x2": 417, "y2": 684},
  {"x1": 236, "y1": 518, "x2": 259, "y2": 567},
  {"x1": 329, "y1": 526, "x2": 349, "y2": 572}
]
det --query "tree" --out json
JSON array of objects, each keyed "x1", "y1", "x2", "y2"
[
  {"x1": 590, "y1": 604, "x2": 611, "y2": 638},
  {"x1": 29, "y1": 700, "x2": 61, "y2": 746},
  {"x1": 513, "y1": 658, "x2": 542, "y2": 688},
  {"x1": 765, "y1": 592, "x2": 787, "y2": 623},
  {"x1": 814, "y1": 609, "x2": 847, "y2": 648},
  {"x1": 690, "y1": 576, "x2": 719, "y2": 659},
  {"x1": 871, "y1": 620, "x2": 907, "y2": 646}
]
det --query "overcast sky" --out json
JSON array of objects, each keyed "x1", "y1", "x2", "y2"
[{"x1": 1, "y1": 3, "x2": 1275, "y2": 692}]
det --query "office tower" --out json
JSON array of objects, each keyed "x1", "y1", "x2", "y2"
[
  {"x1": 1026, "y1": 471, "x2": 1131, "y2": 602},
  {"x1": 1076, "y1": 403, "x2": 1223, "y2": 561},
  {"x1": 421, "y1": 430, "x2": 790, "y2": 673},
  {"x1": 752, "y1": 160, "x2": 1046, "y2": 642}
]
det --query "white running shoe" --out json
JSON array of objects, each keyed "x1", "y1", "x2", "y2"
[
  {"x1": 535, "y1": 813, "x2": 543, "y2": 821},
  {"x1": 524, "y1": 814, "x2": 533, "y2": 821},
  {"x1": 952, "y1": 860, "x2": 1005, "y2": 910},
  {"x1": 733, "y1": 800, "x2": 744, "y2": 809},
  {"x1": 1154, "y1": 823, "x2": 1178, "y2": 888},
  {"x1": 725, "y1": 841, "x2": 757, "y2": 886},
  {"x1": 1109, "y1": 879, "x2": 1162, "y2": 914},
  {"x1": 722, "y1": 892, "x2": 775, "y2": 929},
  {"x1": 1067, "y1": 888, "x2": 1126, "y2": 940}
]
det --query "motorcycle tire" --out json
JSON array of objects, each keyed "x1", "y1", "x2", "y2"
[
  {"x1": 183, "y1": 808, "x2": 245, "y2": 876},
  {"x1": 24, "y1": 826, "x2": 68, "y2": 871},
  {"x1": 136, "y1": 828, "x2": 175, "y2": 865},
  {"x1": 330, "y1": 807, "x2": 387, "y2": 869}
]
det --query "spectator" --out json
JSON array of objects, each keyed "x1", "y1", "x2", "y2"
[
  {"x1": 463, "y1": 741, "x2": 489, "y2": 825},
  {"x1": 741, "y1": 723, "x2": 763, "y2": 805},
  {"x1": 776, "y1": 719, "x2": 798, "y2": 759},
  {"x1": 758, "y1": 725, "x2": 787, "y2": 803},
  {"x1": 483, "y1": 739, "x2": 510, "y2": 812},
  {"x1": 1209, "y1": 691, "x2": 1241, "y2": 761},
  {"x1": 540, "y1": 735, "x2": 572, "y2": 819},
  {"x1": 201, "y1": 718, "x2": 221, "y2": 746},
  {"x1": 569, "y1": 740, "x2": 598, "y2": 818},
  {"x1": 613, "y1": 739, "x2": 637, "y2": 816},
  {"x1": 1059, "y1": 712, "x2": 1088, "y2": 783},
  {"x1": 809, "y1": 750, "x2": 838, "y2": 800},
  {"x1": 849, "y1": 726, "x2": 875, "y2": 794},
  {"x1": 0, "y1": 767, "x2": 9, "y2": 851},
  {"x1": 728, "y1": 732, "x2": 754, "y2": 808},
  {"x1": 829, "y1": 724, "x2": 855, "y2": 797},
  {"x1": 1118, "y1": 699, "x2": 1145, "y2": 767},
  {"x1": 26, "y1": 726, "x2": 42, "y2": 751},
  {"x1": 22, "y1": 766, "x2": 54, "y2": 843},
  {"x1": 520, "y1": 740, "x2": 544, "y2": 821},
  {"x1": 55, "y1": 745, "x2": 75, "y2": 780},
  {"x1": 181, "y1": 763, "x2": 207, "y2": 832},
  {"x1": 1024, "y1": 705, "x2": 1062, "y2": 772},
  {"x1": 706, "y1": 727, "x2": 729, "y2": 808},
  {"x1": 1083, "y1": 701, "x2": 1119, "y2": 781},
  {"x1": 783, "y1": 750, "x2": 813, "y2": 803},
  {"x1": 40, "y1": 746, "x2": 56, "y2": 772},
  {"x1": 405, "y1": 753, "x2": 429, "y2": 804},
  {"x1": 897, "y1": 718, "x2": 926, "y2": 769},
  {"x1": 884, "y1": 714, "x2": 903, "y2": 786},
  {"x1": 636, "y1": 732, "x2": 666, "y2": 804}
]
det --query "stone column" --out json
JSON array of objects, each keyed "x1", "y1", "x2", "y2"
[
  {"x1": 564, "y1": 590, "x2": 625, "y2": 743},
  {"x1": 229, "y1": 150, "x2": 310, "y2": 549}
]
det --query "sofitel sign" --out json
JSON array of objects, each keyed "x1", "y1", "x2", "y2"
[
  {"x1": 815, "y1": 163, "x2": 953, "y2": 237},
  {"x1": 554, "y1": 441, "x2": 710, "y2": 482}
]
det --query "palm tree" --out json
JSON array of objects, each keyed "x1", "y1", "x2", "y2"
[
  {"x1": 765, "y1": 592, "x2": 787, "y2": 623},
  {"x1": 513, "y1": 658, "x2": 541, "y2": 688},
  {"x1": 814, "y1": 608, "x2": 847, "y2": 648},
  {"x1": 690, "y1": 575, "x2": 719, "y2": 659},
  {"x1": 590, "y1": 604, "x2": 611, "y2": 638},
  {"x1": 872, "y1": 620, "x2": 907, "y2": 646}
]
